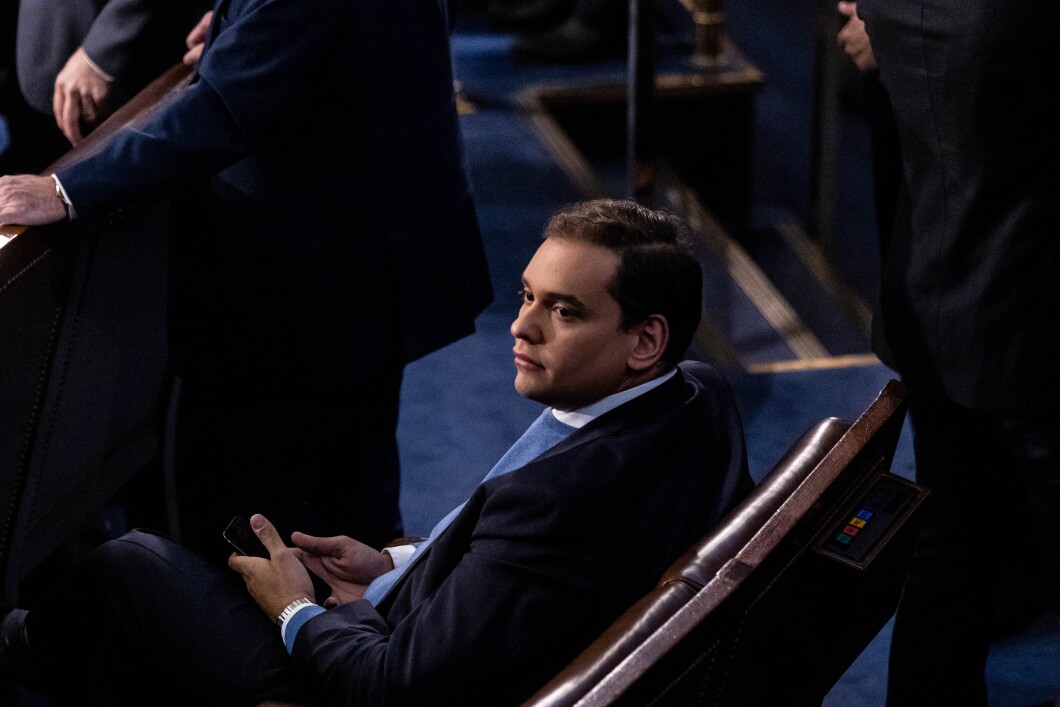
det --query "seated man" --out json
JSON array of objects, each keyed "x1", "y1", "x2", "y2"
[{"x1": 0, "y1": 199, "x2": 752, "y2": 706}]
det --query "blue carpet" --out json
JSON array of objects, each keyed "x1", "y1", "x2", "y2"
[{"x1": 726, "y1": 362, "x2": 914, "y2": 482}]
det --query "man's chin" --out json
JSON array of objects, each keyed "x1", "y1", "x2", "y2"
[{"x1": 513, "y1": 374, "x2": 545, "y2": 403}]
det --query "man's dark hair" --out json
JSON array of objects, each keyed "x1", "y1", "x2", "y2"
[{"x1": 543, "y1": 199, "x2": 702, "y2": 367}]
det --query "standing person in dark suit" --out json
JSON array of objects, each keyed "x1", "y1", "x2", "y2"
[
  {"x1": 0, "y1": 0, "x2": 204, "y2": 174},
  {"x1": 835, "y1": 1, "x2": 900, "y2": 254},
  {"x1": 0, "y1": 0, "x2": 493, "y2": 557},
  {"x1": 856, "y1": 1, "x2": 1059, "y2": 704},
  {"x1": 0, "y1": 199, "x2": 753, "y2": 706}
]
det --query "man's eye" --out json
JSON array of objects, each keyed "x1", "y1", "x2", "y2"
[
  {"x1": 518, "y1": 288, "x2": 532, "y2": 303},
  {"x1": 554, "y1": 306, "x2": 572, "y2": 319}
]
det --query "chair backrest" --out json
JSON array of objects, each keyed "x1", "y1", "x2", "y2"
[{"x1": 524, "y1": 379, "x2": 926, "y2": 707}]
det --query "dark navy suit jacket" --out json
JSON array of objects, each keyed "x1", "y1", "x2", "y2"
[
  {"x1": 291, "y1": 362, "x2": 753, "y2": 705},
  {"x1": 55, "y1": 0, "x2": 493, "y2": 390}
]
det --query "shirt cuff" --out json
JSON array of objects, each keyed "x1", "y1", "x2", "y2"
[
  {"x1": 50, "y1": 174, "x2": 77, "y2": 220},
  {"x1": 280, "y1": 603, "x2": 326, "y2": 654},
  {"x1": 382, "y1": 544, "x2": 418, "y2": 569}
]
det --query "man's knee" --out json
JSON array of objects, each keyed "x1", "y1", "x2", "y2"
[{"x1": 84, "y1": 529, "x2": 184, "y2": 583}]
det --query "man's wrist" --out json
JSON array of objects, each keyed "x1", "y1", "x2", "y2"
[
  {"x1": 381, "y1": 544, "x2": 417, "y2": 570},
  {"x1": 280, "y1": 599, "x2": 326, "y2": 655},
  {"x1": 77, "y1": 47, "x2": 115, "y2": 82},
  {"x1": 275, "y1": 596, "x2": 315, "y2": 626}
]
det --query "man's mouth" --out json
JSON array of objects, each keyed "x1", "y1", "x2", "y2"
[{"x1": 513, "y1": 350, "x2": 543, "y2": 370}]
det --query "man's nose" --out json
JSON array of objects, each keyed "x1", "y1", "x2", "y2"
[{"x1": 511, "y1": 305, "x2": 540, "y2": 342}]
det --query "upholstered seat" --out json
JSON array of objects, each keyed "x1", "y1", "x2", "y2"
[{"x1": 523, "y1": 379, "x2": 926, "y2": 707}]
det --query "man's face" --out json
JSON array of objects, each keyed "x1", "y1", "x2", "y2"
[{"x1": 511, "y1": 237, "x2": 641, "y2": 411}]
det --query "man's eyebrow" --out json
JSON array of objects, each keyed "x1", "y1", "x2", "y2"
[
  {"x1": 541, "y1": 290, "x2": 590, "y2": 313},
  {"x1": 521, "y1": 279, "x2": 591, "y2": 313}
]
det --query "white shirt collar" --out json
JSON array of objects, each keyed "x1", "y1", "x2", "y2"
[{"x1": 552, "y1": 368, "x2": 677, "y2": 429}]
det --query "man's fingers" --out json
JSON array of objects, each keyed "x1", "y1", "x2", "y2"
[
  {"x1": 290, "y1": 531, "x2": 338, "y2": 556},
  {"x1": 186, "y1": 11, "x2": 213, "y2": 48},
  {"x1": 55, "y1": 90, "x2": 83, "y2": 144},
  {"x1": 80, "y1": 93, "x2": 100, "y2": 125},
  {"x1": 183, "y1": 12, "x2": 212, "y2": 65},
  {"x1": 250, "y1": 513, "x2": 286, "y2": 555},
  {"x1": 68, "y1": 98, "x2": 86, "y2": 144},
  {"x1": 52, "y1": 86, "x2": 66, "y2": 137},
  {"x1": 183, "y1": 44, "x2": 205, "y2": 66}
]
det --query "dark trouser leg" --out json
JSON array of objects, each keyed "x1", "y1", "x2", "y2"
[
  {"x1": 174, "y1": 366, "x2": 405, "y2": 564},
  {"x1": 887, "y1": 394, "x2": 1059, "y2": 706},
  {"x1": 26, "y1": 531, "x2": 306, "y2": 706},
  {"x1": 998, "y1": 414, "x2": 1060, "y2": 611}
]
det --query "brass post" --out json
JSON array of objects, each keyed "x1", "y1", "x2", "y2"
[{"x1": 691, "y1": 0, "x2": 725, "y2": 67}]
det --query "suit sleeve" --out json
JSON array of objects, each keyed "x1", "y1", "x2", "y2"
[
  {"x1": 290, "y1": 471, "x2": 606, "y2": 706},
  {"x1": 81, "y1": 0, "x2": 198, "y2": 85},
  {"x1": 57, "y1": 0, "x2": 344, "y2": 218}
]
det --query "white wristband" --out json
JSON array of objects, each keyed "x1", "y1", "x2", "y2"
[{"x1": 275, "y1": 597, "x2": 314, "y2": 626}]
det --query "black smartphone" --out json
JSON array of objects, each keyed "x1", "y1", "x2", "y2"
[
  {"x1": 223, "y1": 515, "x2": 270, "y2": 559},
  {"x1": 223, "y1": 515, "x2": 331, "y2": 603}
]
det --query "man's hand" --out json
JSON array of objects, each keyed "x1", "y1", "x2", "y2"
[
  {"x1": 228, "y1": 514, "x2": 317, "y2": 621},
  {"x1": 290, "y1": 531, "x2": 394, "y2": 607},
  {"x1": 53, "y1": 47, "x2": 114, "y2": 146},
  {"x1": 837, "y1": 2, "x2": 877, "y2": 72},
  {"x1": 184, "y1": 11, "x2": 213, "y2": 66},
  {"x1": 0, "y1": 175, "x2": 68, "y2": 227}
]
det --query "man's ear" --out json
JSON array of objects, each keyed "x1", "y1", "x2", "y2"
[{"x1": 627, "y1": 314, "x2": 669, "y2": 371}]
